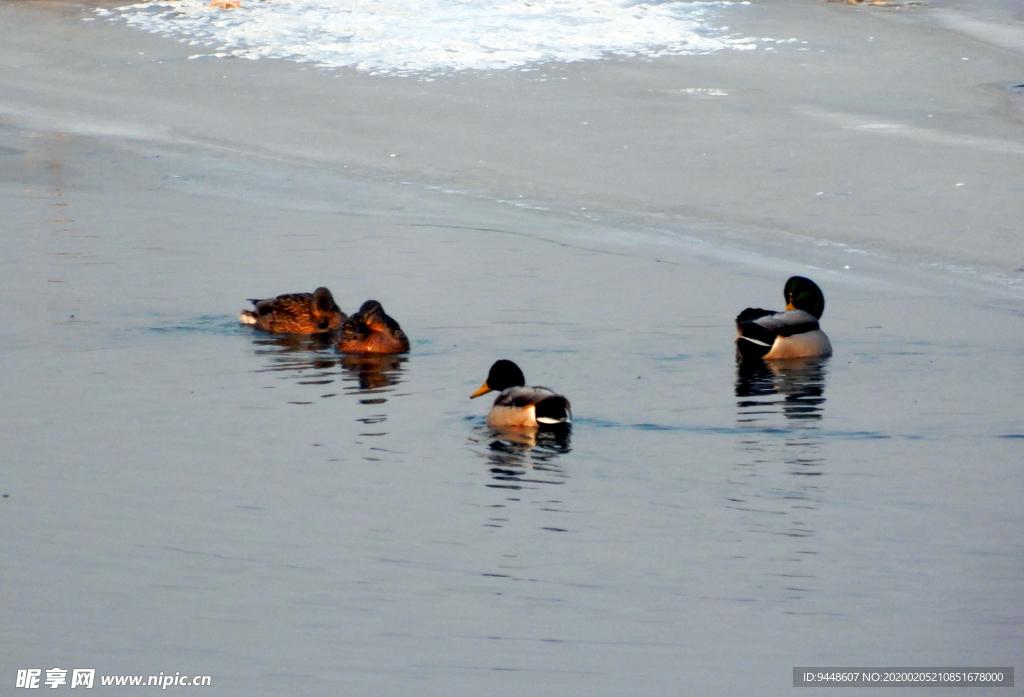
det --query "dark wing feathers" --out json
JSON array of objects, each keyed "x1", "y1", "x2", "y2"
[
  {"x1": 735, "y1": 307, "x2": 776, "y2": 324},
  {"x1": 535, "y1": 395, "x2": 571, "y2": 423},
  {"x1": 254, "y1": 293, "x2": 312, "y2": 317},
  {"x1": 750, "y1": 309, "x2": 819, "y2": 337},
  {"x1": 494, "y1": 387, "x2": 571, "y2": 422},
  {"x1": 383, "y1": 313, "x2": 408, "y2": 344},
  {"x1": 776, "y1": 319, "x2": 820, "y2": 337},
  {"x1": 494, "y1": 386, "x2": 553, "y2": 409},
  {"x1": 736, "y1": 309, "x2": 820, "y2": 359}
]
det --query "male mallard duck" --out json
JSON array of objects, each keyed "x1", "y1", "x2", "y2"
[
  {"x1": 239, "y1": 287, "x2": 346, "y2": 335},
  {"x1": 336, "y1": 300, "x2": 410, "y2": 354},
  {"x1": 735, "y1": 276, "x2": 833, "y2": 360},
  {"x1": 470, "y1": 360, "x2": 572, "y2": 429}
]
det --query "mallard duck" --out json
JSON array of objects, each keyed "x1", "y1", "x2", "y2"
[
  {"x1": 470, "y1": 360, "x2": 572, "y2": 429},
  {"x1": 239, "y1": 287, "x2": 346, "y2": 335},
  {"x1": 336, "y1": 300, "x2": 410, "y2": 354},
  {"x1": 735, "y1": 276, "x2": 833, "y2": 360}
]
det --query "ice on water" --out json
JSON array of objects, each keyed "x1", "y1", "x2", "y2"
[{"x1": 107, "y1": 0, "x2": 758, "y2": 74}]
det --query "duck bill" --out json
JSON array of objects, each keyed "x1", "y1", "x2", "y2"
[
  {"x1": 470, "y1": 383, "x2": 492, "y2": 399},
  {"x1": 785, "y1": 302, "x2": 796, "y2": 311}
]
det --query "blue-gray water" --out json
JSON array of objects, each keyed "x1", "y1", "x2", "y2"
[
  {"x1": 3, "y1": 0, "x2": 1024, "y2": 690},
  {"x1": 2, "y1": 118, "x2": 1021, "y2": 695}
]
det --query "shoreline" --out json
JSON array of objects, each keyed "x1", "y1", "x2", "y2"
[{"x1": 1, "y1": 0, "x2": 1022, "y2": 291}]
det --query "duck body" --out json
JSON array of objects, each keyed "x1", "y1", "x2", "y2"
[
  {"x1": 336, "y1": 300, "x2": 410, "y2": 354},
  {"x1": 471, "y1": 360, "x2": 571, "y2": 429},
  {"x1": 485, "y1": 386, "x2": 572, "y2": 429},
  {"x1": 736, "y1": 276, "x2": 832, "y2": 361},
  {"x1": 735, "y1": 308, "x2": 832, "y2": 360},
  {"x1": 239, "y1": 287, "x2": 345, "y2": 335}
]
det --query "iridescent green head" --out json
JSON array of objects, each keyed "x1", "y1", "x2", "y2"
[
  {"x1": 470, "y1": 360, "x2": 527, "y2": 398},
  {"x1": 784, "y1": 276, "x2": 825, "y2": 319}
]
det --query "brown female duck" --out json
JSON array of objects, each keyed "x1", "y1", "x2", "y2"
[
  {"x1": 239, "y1": 287, "x2": 346, "y2": 335},
  {"x1": 336, "y1": 300, "x2": 410, "y2": 354}
]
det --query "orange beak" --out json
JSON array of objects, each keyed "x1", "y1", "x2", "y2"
[{"x1": 470, "y1": 383, "x2": 492, "y2": 399}]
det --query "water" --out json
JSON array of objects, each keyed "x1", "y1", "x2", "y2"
[
  {"x1": 2, "y1": 118, "x2": 1021, "y2": 694},
  {"x1": 102, "y1": 0, "x2": 764, "y2": 74}
]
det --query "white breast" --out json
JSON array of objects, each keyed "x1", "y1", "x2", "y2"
[{"x1": 763, "y1": 330, "x2": 832, "y2": 359}]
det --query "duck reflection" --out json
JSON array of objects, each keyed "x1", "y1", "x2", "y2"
[
  {"x1": 339, "y1": 355, "x2": 407, "y2": 439},
  {"x1": 470, "y1": 425, "x2": 571, "y2": 490},
  {"x1": 734, "y1": 356, "x2": 828, "y2": 479},
  {"x1": 339, "y1": 354, "x2": 407, "y2": 397},
  {"x1": 252, "y1": 333, "x2": 339, "y2": 386},
  {"x1": 736, "y1": 357, "x2": 827, "y2": 423},
  {"x1": 730, "y1": 358, "x2": 830, "y2": 603}
]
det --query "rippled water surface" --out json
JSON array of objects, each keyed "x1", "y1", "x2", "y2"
[{"x1": 2, "y1": 125, "x2": 1022, "y2": 695}]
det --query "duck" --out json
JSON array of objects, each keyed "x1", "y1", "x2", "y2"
[
  {"x1": 239, "y1": 287, "x2": 346, "y2": 335},
  {"x1": 336, "y1": 300, "x2": 410, "y2": 354},
  {"x1": 470, "y1": 360, "x2": 572, "y2": 429},
  {"x1": 735, "y1": 276, "x2": 833, "y2": 360}
]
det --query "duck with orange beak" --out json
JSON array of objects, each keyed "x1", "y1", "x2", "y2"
[{"x1": 470, "y1": 360, "x2": 572, "y2": 429}]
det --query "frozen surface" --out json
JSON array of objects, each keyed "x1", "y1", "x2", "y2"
[
  {"x1": 1, "y1": 0, "x2": 1023, "y2": 694},
  {"x1": 107, "y1": 0, "x2": 760, "y2": 74}
]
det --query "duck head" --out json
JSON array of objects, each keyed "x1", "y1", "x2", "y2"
[
  {"x1": 354, "y1": 300, "x2": 387, "y2": 327},
  {"x1": 784, "y1": 276, "x2": 825, "y2": 319},
  {"x1": 312, "y1": 287, "x2": 336, "y2": 314},
  {"x1": 470, "y1": 359, "x2": 526, "y2": 398},
  {"x1": 312, "y1": 287, "x2": 343, "y2": 331}
]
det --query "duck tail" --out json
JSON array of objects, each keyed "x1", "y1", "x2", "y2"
[
  {"x1": 239, "y1": 310, "x2": 258, "y2": 325},
  {"x1": 736, "y1": 334, "x2": 772, "y2": 361},
  {"x1": 536, "y1": 396, "x2": 571, "y2": 425}
]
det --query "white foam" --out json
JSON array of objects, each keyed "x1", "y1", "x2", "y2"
[{"x1": 107, "y1": 0, "x2": 760, "y2": 75}]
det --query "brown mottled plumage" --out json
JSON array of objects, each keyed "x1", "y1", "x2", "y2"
[
  {"x1": 239, "y1": 287, "x2": 346, "y2": 335},
  {"x1": 336, "y1": 300, "x2": 410, "y2": 354}
]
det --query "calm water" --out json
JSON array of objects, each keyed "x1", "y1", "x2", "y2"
[{"x1": 2, "y1": 122, "x2": 1022, "y2": 695}]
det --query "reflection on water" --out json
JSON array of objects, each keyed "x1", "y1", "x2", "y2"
[
  {"x1": 736, "y1": 358, "x2": 826, "y2": 423},
  {"x1": 250, "y1": 336, "x2": 407, "y2": 446},
  {"x1": 341, "y1": 355, "x2": 408, "y2": 442},
  {"x1": 730, "y1": 358, "x2": 829, "y2": 603},
  {"x1": 480, "y1": 426, "x2": 571, "y2": 487},
  {"x1": 252, "y1": 332, "x2": 337, "y2": 356},
  {"x1": 250, "y1": 336, "x2": 408, "y2": 402},
  {"x1": 252, "y1": 334, "x2": 339, "y2": 402},
  {"x1": 467, "y1": 425, "x2": 572, "y2": 530},
  {"x1": 340, "y1": 354, "x2": 407, "y2": 398}
]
